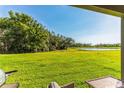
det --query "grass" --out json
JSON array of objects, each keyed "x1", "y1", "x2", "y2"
[{"x1": 0, "y1": 48, "x2": 121, "y2": 88}]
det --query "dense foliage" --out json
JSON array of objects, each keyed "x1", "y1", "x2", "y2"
[
  {"x1": 94, "y1": 43, "x2": 120, "y2": 47},
  {"x1": 72, "y1": 43, "x2": 92, "y2": 47},
  {"x1": 72, "y1": 43, "x2": 120, "y2": 47},
  {"x1": 0, "y1": 11, "x2": 75, "y2": 53}
]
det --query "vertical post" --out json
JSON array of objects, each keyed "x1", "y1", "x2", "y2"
[{"x1": 121, "y1": 17, "x2": 124, "y2": 82}]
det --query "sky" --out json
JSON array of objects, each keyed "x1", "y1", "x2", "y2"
[{"x1": 0, "y1": 5, "x2": 121, "y2": 44}]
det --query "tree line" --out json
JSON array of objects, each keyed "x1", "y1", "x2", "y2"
[
  {"x1": 94, "y1": 43, "x2": 120, "y2": 47},
  {"x1": 0, "y1": 11, "x2": 75, "y2": 53},
  {"x1": 72, "y1": 43, "x2": 120, "y2": 47}
]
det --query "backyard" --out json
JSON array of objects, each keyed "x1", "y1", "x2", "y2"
[{"x1": 0, "y1": 48, "x2": 121, "y2": 88}]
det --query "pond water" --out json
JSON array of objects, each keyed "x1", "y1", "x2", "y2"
[{"x1": 79, "y1": 48, "x2": 120, "y2": 51}]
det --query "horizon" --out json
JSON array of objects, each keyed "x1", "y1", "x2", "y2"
[{"x1": 0, "y1": 5, "x2": 121, "y2": 44}]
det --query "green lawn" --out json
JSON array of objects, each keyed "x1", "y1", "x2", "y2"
[{"x1": 0, "y1": 48, "x2": 121, "y2": 88}]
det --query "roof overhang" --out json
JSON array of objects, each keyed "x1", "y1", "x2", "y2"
[{"x1": 73, "y1": 5, "x2": 124, "y2": 17}]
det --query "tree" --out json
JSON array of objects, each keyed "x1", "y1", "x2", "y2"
[
  {"x1": 0, "y1": 10, "x2": 49, "y2": 53},
  {"x1": 0, "y1": 10, "x2": 76, "y2": 53}
]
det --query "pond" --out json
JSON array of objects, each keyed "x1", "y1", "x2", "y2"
[{"x1": 79, "y1": 48, "x2": 120, "y2": 51}]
